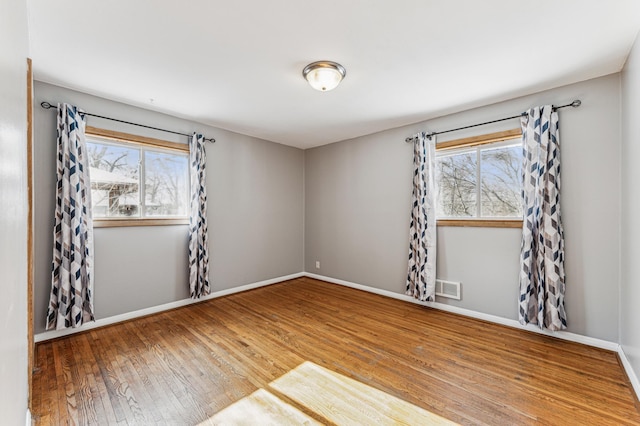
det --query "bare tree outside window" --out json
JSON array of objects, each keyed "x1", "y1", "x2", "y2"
[
  {"x1": 436, "y1": 150, "x2": 477, "y2": 217},
  {"x1": 145, "y1": 151, "x2": 189, "y2": 217},
  {"x1": 86, "y1": 137, "x2": 189, "y2": 219},
  {"x1": 87, "y1": 142, "x2": 140, "y2": 217},
  {"x1": 481, "y1": 145, "x2": 522, "y2": 217},
  {"x1": 436, "y1": 140, "x2": 522, "y2": 219}
]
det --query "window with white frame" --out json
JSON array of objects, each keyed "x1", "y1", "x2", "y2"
[
  {"x1": 86, "y1": 132, "x2": 189, "y2": 223},
  {"x1": 435, "y1": 133, "x2": 522, "y2": 222}
]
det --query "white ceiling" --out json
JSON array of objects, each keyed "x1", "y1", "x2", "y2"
[{"x1": 27, "y1": 0, "x2": 640, "y2": 149}]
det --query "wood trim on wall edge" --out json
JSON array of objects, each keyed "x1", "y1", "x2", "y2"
[{"x1": 26, "y1": 57, "x2": 35, "y2": 410}]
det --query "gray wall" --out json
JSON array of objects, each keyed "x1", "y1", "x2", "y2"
[
  {"x1": 33, "y1": 73, "x2": 627, "y2": 344},
  {"x1": 305, "y1": 74, "x2": 621, "y2": 342},
  {"x1": 621, "y1": 32, "x2": 640, "y2": 384},
  {"x1": 34, "y1": 82, "x2": 304, "y2": 334},
  {"x1": 0, "y1": 0, "x2": 29, "y2": 422}
]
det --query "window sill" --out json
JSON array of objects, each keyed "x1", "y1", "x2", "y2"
[
  {"x1": 94, "y1": 218, "x2": 189, "y2": 228},
  {"x1": 437, "y1": 219, "x2": 522, "y2": 228}
]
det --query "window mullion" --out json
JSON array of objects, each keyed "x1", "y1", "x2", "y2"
[
  {"x1": 139, "y1": 148, "x2": 145, "y2": 218},
  {"x1": 476, "y1": 147, "x2": 481, "y2": 218}
]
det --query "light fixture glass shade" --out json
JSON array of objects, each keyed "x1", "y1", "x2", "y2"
[{"x1": 303, "y1": 61, "x2": 346, "y2": 91}]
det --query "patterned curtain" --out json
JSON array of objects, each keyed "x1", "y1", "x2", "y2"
[
  {"x1": 406, "y1": 132, "x2": 437, "y2": 301},
  {"x1": 46, "y1": 103, "x2": 94, "y2": 330},
  {"x1": 188, "y1": 133, "x2": 210, "y2": 298},
  {"x1": 519, "y1": 105, "x2": 566, "y2": 331}
]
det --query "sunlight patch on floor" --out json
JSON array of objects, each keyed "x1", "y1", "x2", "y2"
[
  {"x1": 198, "y1": 388, "x2": 320, "y2": 426},
  {"x1": 270, "y1": 361, "x2": 457, "y2": 425},
  {"x1": 200, "y1": 361, "x2": 458, "y2": 425}
]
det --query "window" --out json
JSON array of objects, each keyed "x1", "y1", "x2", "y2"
[
  {"x1": 85, "y1": 127, "x2": 190, "y2": 227},
  {"x1": 435, "y1": 129, "x2": 523, "y2": 227}
]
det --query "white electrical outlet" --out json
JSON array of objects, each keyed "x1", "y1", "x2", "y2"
[{"x1": 315, "y1": 261, "x2": 320, "y2": 269}]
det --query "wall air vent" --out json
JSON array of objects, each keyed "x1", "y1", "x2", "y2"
[{"x1": 435, "y1": 279, "x2": 461, "y2": 300}]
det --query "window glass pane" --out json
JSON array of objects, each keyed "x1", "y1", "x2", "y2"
[
  {"x1": 87, "y1": 140, "x2": 140, "y2": 218},
  {"x1": 144, "y1": 150, "x2": 189, "y2": 217},
  {"x1": 480, "y1": 144, "x2": 522, "y2": 217},
  {"x1": 436, "y1": 151, "x2": 477, "y2": 217}
]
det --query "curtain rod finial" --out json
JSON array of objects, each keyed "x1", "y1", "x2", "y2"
[{"x1": 571, "y1": 100, "x2": 581, "y2": 108}]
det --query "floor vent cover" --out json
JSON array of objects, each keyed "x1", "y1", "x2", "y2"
[{"x1": 435, "y1": 279, "x2": 461, "y2": 300}]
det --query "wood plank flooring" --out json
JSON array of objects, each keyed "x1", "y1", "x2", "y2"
[{"x1": 32, "y1": 277, "x2": 640, "y2": 425}]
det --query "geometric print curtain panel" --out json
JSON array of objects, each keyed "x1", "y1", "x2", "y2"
[
  {"x1": 188, "y1": 133, "x2": 211, "y2": 299},
  {"x1": 46, "y1": 103, "x2": 95, "y2": 330},
  {"x1": 519, "y1": 105, "x2": 567, "y2": 331},
  {"x1": 406, "y1": 132, "x2": 437, "y2": 302}
]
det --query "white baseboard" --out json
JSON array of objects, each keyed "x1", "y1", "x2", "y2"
[
  {"x1": 310, "y1": 267, "x2": 638, "y2": 401},
  {"x1": 34, "y1": 270, "x2": 638, "y2": 402},
  {"x1": 618, "y1": 346, "x2": 640, "y2": 401},
  {"x1": 34, "y1": 272, "x2": 304, "y2": 343},
  {"x1": 303, "y1": 272, "x2": 619, "y2": 351}
]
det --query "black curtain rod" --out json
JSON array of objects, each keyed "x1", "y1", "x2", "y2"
[
  {"x1": 405, "y1": 100, "x2": 581, "y2": 143},
  {"x1": 40, "y1": 101, "x2": 215, "y2": 143}
]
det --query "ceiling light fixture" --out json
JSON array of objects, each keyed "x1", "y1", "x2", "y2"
[{"x1": 302, "y1": 61, "x2": 346, "y2": 92}]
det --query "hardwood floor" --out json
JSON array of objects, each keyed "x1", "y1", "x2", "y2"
[{"x1": 32, "y1": 277, "x2": 640, "y2": 425}]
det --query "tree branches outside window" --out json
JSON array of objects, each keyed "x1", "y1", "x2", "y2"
[
  {"x1": 436, "y1": 141, "x2": 522, "y2": 219},
  {"x1": 86, "y1": 137, "x2": 189, "y2": 219}
]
